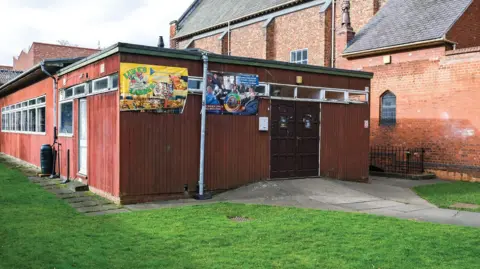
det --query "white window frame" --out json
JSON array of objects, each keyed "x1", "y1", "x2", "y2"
[
  {"x1": 60, "y1": 74, "x2": 119, "y2": 101},
  {"x1": 290, "y1": 49, "x2": 308, "y2": 65},
  {"x1": 1, "y1": 95, "x2": 46, "y2": 135},
  {"x1": 58, "y1": 100, "x2": 74, "y2": 137}
]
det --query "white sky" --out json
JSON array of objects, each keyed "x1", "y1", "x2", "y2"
[{"x1": 0, "y1": 0, "x2": 192, "y2": 66}]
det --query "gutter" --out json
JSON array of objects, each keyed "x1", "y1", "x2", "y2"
[{"x1": 342, "y1": 37, "x2": 457, "y2": 58}]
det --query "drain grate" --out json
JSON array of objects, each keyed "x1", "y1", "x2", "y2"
[{"x1": 228, "y1": 216, "x2": 253, "y2": 222}]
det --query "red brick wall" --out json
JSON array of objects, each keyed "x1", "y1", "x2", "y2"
[
  {"x1": 341, "y1": 47, "x2": 480, "y2": 180},
  {"x1": 447, "y1": 0, "x2": 480, "y2": 49},
  {"x1": 178, "y1": 39, "x2": 193, "y2": 49},
  {"x1": 272, "y1": 6, "x2": 326, "y2": 65},
  {"x1": 13, "y1": 43, "x2": 99, "y2": 71},
  {"x1": 230, "y1": 22, "x2": 266, "y2": 59},
  {"x1": 191, "y1": 34, "x2": 223, "y2": 54},
  {"x1": 13, "y1": 50, "x2": 34, "y2": 71}
]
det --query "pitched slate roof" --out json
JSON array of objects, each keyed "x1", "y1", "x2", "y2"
[
  {"x1": 0, "y1": 69, "x2": 22, "y2": 85},
  {"x1": 175, "y1": 0, "x2": 299, "y2": 38},
  {"x1": 344, "y1": 0, "x2": 473, "y2": 54}
]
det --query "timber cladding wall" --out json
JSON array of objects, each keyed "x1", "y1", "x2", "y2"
[
  {"x1": 119, "y1": 95, "x2": 270, "y2": 203},
  {"x1": 320, "y1": 103, "x2": 370, "y2": 182},
  {"x1": 117, "y1": 52, "x2": 369, "y2": 203},
  {"x1": 0, "y1": 78, "x2": 53, "y2": 166}
]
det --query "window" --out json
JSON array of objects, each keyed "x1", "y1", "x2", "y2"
[
  {"x1": 74, "y1": 85, "x2": 86, "y2": 95},
  {"x1": 28, "y1": 108, "x2": 36, "y2": 132},
  {"x1": 37, "y1": 107, "x2": 46, "y2": 133},
  {"x1": 1, "y1": 95, "x2": 46, "y2": 134},
  {"x1": 93, "y1": 77, "x2": 109, "y2": 92},
  {"x1": 61, "y1": 74, "x2": 118, "y2": 99},
  {"x1": 21, "y1": 110, "x2": 27, "y2": 131},
  {"x1": 290, "y1": 49, "x2": 308, "y2": 64},
  {"x1": 59, "y1": 101, "x2": 73, "y2": 135},
  {"x1": 188, "y1": 77, "x2": 203, "y2": 93},
  {"x1": 111, "y1": 73, "x2": 119, "y2": 89},
  {"x1": 380, "y1": 91, "x2": 396, "y2": 126}
]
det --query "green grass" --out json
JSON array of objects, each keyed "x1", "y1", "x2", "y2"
[
  {"x1": 414, "y1": 181, "x2": 480, "y2": 212},
  {"x1": 1, "y1": 163, "x2": 480, "y2": 269}
]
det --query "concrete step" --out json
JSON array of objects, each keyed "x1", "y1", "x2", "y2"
[{"x1": 65, "y1": 181, "x2": 89, "y2": 192}]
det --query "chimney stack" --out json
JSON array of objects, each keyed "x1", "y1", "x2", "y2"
[
  {"x1": 169, "y1": 20, "x2": 178, "y2": 49},
  {"x1": 158, "y1": 36, "x2": 165, "y2": 48},
  {"x1": 336, "y1": 0, "x2": 356, "y2": 65}
]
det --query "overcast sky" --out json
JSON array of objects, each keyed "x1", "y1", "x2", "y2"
[{"x1": 0, "y1": 0, "x2": 192, "y2": 66}]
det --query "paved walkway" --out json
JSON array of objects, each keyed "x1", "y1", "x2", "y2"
[
  {"x1": 28, "y1": 177, "x2": 129, "y2": 216},
  {"x1": 127, "y1": 177, "x2": 480, "y2": 228}
]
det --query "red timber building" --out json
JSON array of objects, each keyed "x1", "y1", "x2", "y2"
[{"x1": 0, "y1": 43, "x2": 372, "y2": 204}]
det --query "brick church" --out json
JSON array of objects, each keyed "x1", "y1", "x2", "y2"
[{"x1": 170, "y1": 0, "x2": 480, "y2": 181}]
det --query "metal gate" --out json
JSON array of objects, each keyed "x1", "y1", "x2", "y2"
[{"x1": 369, "y1": 146, "x2": 425, "y2": 175}]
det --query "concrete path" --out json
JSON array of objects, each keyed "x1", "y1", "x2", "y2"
[
  {"x1": 127, "y1": 177, "x2": 480, "y2": 228},
  {"x1": 28, "y1": 177, "x2": 130, "y2": 216}
]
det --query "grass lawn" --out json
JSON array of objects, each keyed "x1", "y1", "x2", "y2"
[
  {"x1": 414, "y1": 181, "x2": 480, "y2": 212},
  {"x1": 1, "y1": 163, "x2": 480, "y2": 269}
]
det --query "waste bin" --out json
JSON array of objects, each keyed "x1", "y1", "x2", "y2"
[{"x1": 40, "y1": 144, "x2": 53, "y2": 175}]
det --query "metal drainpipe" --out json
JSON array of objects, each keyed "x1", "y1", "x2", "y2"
[
  {"x1": 331, "y1": 0, "x2": 336, "y2": 68},
  {"x1": 196, "y1": 53, "x2": 210, "y2": 200},
  {"x1": 40, "y1": 62, "x2": 58, "y2": 136},
  {"x1": 41, "y1": 62, "x2": 59, "y2": 178}
]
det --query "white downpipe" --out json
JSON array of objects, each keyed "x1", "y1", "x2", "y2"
[
  {"x1": 198, "y1": 53, "x2": 208, "y2": 197},
  {"x1": 331, "y1": 0, "x2": 336, "y2": 68}
]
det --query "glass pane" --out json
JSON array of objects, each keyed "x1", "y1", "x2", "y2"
[
  {"x1": 94, "y1": 78, "x2": 109, "y2": 91},
  {"x1": 302, "y1": 50, "x2": 308, "y2": 61},
  {"x1": 381, "y1": 93, "x2": 396, "y2": 125},
  {"x1": 296, "y1": 51, "x2": 302, "y2": 61},
  {"x1": 37, "y1": 96, "x2": 46, "y2": 103},
  {"x1": 297, "y1": 88, "x2": 321, "y2": 99},
  {"x1": 291, "y1": 52, "x2": 296, "y2": 62},
  {"x1": 111, "y1": 74, "x2": 119, "y2": 89},
  {"x1": 60, "y1": 102, "x2": 73, "y2": 134},
  {"x1": 15, "y1": 104, "x2": 21, "y2": 109},
  {"x1": 29, "y1": 109, "x2": 36, "y2": 132},
  {"x1": 255, "y1": 85, "x2": 266, "y2": 96},
  {"x1": 75, "y1": 85, "x2": 86, "y2": 95},
  {"x1": 21, "y1": 111, "x2": 27, "y2": 131},
  {"x1": 37, "y1": 107, "x2": 46, "y2": 133},
  {"x1": 29, "y1": 99, "x2": 36, "y2": 106},
  {"x1": 15, "y1": 111, "x2": 21, "y2": 131},
  {"x1": 270, "y1": 85, "x2": 295, "y2": 98},
  {"x1": 22, "y1": 102, "x2": 28, "y2": 107},
  {"x1": 65, "y1": 88, "x2": 73, "y2": 98},
  {"x1": 188, "y1": 79, "x2": 202, "y2": 90}
]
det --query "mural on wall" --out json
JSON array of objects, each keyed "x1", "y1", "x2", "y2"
[
  {"x1": 119, "y1": 63, "x2": 189, "y2": 113},
  {"x1": 206, "y1": 71, "x2": 261, "y2": 115}
]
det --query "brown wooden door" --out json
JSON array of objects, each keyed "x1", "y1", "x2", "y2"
[
  {"x1": 270, "y1": 100, "x2": 319, "y2": 179},
  {"x1": 271, "y1": 100, "x2": 296, "y2": 178},
  {"x1": 295, "y1": 102, "x2": 320, "y2": 177}
]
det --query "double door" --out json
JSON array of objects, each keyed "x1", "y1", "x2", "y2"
[{"x1": 270, "y1": 100, "x2": 320, "y2": 179}]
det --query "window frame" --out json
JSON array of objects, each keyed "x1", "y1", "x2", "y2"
[
  {"x1": 290, "y1": 49, "x2": 308, "y2": 65},
  {"x1": 58, "y1": 100, "x2": 74, "y2": 137},
  {"x1": 1, "y1": 95, "x2": 46, "y2": 135},
  {"x1": 380, "y1": 91, "x2": 397, "y2": 126}
]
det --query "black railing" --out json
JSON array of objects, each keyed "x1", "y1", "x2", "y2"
[{"x1": 370, "y1": 146, "x2": 425, "y2": 175}]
